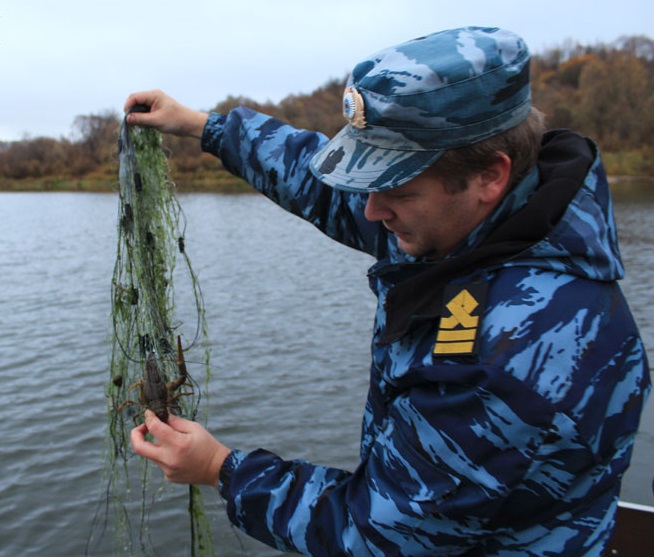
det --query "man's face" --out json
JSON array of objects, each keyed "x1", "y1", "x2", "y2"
[{"x1": 363, "y1": 169, "x2": 491, "y2": 260}]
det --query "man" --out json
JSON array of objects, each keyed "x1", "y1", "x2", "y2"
[{"x1": 128, "y1": 27, "x2": 650, "y2": 556}]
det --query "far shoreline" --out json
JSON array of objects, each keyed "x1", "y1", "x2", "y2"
[{"x1": 1, "y1": 175, "x2": 652, "y2": 195}]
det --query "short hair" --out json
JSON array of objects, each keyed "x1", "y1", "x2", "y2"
[{"x1": 431, "y1": 107, "x2": 546, "y2": 193}]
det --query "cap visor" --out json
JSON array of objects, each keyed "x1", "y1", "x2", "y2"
[{"x1": 309, "y1": 126, "x2": 443, "y2": 193}]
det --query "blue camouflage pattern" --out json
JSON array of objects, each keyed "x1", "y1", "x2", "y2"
[
  {"x1": 202, "y1": 107, "x2": 650, "y2": 556},
  {"x1": 310, "y1": 27, "x2": 532, "y2": 192}
]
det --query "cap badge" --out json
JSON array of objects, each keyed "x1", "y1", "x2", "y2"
[{"x1": 342, "y1": 86, "x2": 366, "y2": 129}]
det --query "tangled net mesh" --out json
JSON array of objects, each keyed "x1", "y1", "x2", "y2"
[{"x1": 92, "y1": 111, "x2": 216, "y2": 556}]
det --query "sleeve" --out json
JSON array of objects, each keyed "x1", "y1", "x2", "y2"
[
  {"x1": 218, "y1": 363, "x2": 557, "y2": 556},
  {"x1": 201, "y1": 108, "x2": 390, "y2": 259}
]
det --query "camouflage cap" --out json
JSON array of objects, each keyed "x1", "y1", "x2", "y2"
[{"x1": 309, "y1": 27, "x2": 532, "y2": 192}]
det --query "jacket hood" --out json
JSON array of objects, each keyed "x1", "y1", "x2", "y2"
[
  {"x1": 377, "y1": 129, "x2": 624, "y2": 344},
  {"x1": 505, "y1": 129, "x2": 623, "y2": 281}
]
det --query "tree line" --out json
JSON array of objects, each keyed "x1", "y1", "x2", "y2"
[{"x1": 1, "y1": 35, "x2": 652, "y2": 191}]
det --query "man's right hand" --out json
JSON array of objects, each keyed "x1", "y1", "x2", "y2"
[{"x1": 124, "y1": 89, "x2": 209, "y2": 139}]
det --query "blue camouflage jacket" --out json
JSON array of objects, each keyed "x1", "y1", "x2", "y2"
[{"x1": 201, "y1": 107, "x2": 650, "y2": 556}]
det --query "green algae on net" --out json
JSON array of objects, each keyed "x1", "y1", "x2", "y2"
[{"x1": 99, "y1": 108, "x2": 216, "y2": 556}]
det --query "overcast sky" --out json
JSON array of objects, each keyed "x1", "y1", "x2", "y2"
[{"x1": 2, "y1": 0, "x2": 652, "y2": 141}]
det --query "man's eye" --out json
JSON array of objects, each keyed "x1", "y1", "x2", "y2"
[{"x1": 391, "y1": 193, "x2": 416, "y2": 201}]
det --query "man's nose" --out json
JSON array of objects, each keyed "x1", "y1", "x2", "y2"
[{"x1": 364, "y1": 193, "x2": 393, "y2": 222}]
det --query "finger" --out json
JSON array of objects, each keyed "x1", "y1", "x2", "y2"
[
  {"x1": 132, "y1": 422, "x2": 149, "y2": 437},
  {"x1": 124, "y1": 93, "x2": 142, "y2": 114},
  {"x1": 125, "y1": 110, "x2": 155, "y2": 127},
  {"x1": 124, "y1": 91, "x2": 162, "y2": 126},
  {"x1": 143, "y1": 409, "x2": 167, "y2": 433},
  {"x1": 143, "y1": 410, "x2": 190, "y2": 444},
  {"x1": 124, "y1": 90, "x2": 157, "y2": 113},
  {"x1": 165, "y1": 413, "x2": 198, "y2": 434},
  {"x1": 130, "y1": 424, "x2": 162, "y2": 460}
]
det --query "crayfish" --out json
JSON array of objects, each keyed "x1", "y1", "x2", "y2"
[{"x1": 117, "y1": 336, "x2": 193, "y2": 424}]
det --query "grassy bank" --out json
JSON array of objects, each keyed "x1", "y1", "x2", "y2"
[
  {"x1": 0, "y1": 172, "x2": 253, "y2": 193},
  {"x1": 2, "y1": 175, "x2": 652, "y2": 194},
  {"x1": 1, "y1": 151, "x2": 652, "y2": 194}
]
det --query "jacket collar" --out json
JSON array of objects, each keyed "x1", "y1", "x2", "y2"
[{"x1": 376, "y1": 130, "x2": 595, "y2": 345}]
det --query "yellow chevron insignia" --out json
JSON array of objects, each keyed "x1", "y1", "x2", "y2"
[{"x1": 433, "y1": 283, "x2": 487, "y2": 357}]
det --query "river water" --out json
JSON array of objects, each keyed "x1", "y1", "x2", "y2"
[{"x1": 0, "y1": 187, "x2": 652, "y2": 556}]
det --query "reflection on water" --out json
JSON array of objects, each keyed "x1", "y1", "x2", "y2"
[
  {"x1": 0, "y1": 185, "x2": 651, "y2": 556},
  {"x1": 610, "y1": 179, "x2": 654, "y2": 203}
]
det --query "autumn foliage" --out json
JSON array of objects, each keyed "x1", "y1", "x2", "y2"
[{"x1": 1, "y1": 36, "x2": 653, "y2": 191}]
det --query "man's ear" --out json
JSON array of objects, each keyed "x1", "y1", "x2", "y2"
[{"x1": 477, "y1": 153, "x2": 512, "y2": 204}]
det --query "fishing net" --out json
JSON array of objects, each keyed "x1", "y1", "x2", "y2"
[{"x1": 90, "y1": 107, "x2": 216, "y2": 556}]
